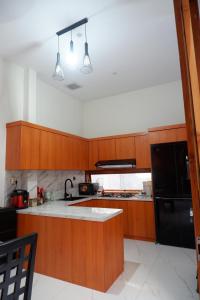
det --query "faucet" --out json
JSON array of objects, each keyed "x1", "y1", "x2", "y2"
[{"x1": 64, "y1": 179, "x2": 74, "y2": 199}]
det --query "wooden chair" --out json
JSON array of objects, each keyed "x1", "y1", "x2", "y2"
[{"x1": 0, "y1": 233, "x2": 37, "y2": 300}]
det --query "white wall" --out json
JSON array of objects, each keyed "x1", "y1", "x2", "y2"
[
  {"x1": 0, "y1": 59, "x2": 25, "y2": 206},
  {"x1": 36, "y1": 80, "x2": 83, "y2": 136},
  {"x1": 82, "y1": 81, "x2": 185, "y2": 138},
  {"x1": 0, "y1": 60, "x2": 83, "y2": 206}
]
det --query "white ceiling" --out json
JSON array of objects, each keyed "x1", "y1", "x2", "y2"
[{"x1": 0, "y1": 0, "x2": 181, "y2": 101}]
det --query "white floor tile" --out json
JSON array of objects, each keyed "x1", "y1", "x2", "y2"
[{"x1": 31, "y1": 239, "x2": 199, "y2": 300}]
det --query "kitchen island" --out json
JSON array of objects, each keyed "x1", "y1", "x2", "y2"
[{"x1": 17, "y1": 202, "x2": 123, "y2": 292}]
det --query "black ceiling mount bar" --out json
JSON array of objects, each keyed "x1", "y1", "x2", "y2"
[{"x1": 56, "y1": 18, "x2": 88, "y2": 36}]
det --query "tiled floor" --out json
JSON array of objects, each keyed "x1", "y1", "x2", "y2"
[{"x1": 32, "y1": 239, "x2": 199, "y2": 300}]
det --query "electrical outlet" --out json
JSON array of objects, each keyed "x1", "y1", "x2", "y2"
[{"x1": 9, "y1": 177, "x2": 17, "y2": 186}]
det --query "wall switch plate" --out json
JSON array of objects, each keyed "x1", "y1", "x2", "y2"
[{"x1": 9, "y1": 177, "x2": 17, "y2": 186}]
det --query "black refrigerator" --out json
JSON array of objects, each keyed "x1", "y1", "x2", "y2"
[{"x1": 151, "y1": 141, "x2": 195, "y2": 249}]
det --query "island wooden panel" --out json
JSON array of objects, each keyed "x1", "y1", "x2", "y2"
[{"x1": 17, "y1": 213, "x2": 124, "y2": 292}]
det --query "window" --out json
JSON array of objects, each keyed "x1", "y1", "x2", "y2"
[{"x1": 91, "y1": 173, "x2": 151, "y2": 191}]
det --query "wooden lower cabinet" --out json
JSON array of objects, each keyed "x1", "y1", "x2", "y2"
[
  {"x1": 17, "y1": 213, "x2": 124, "y2": 292},
  {"x1": 127, "y1": 201, "x2": 155, "y2": 241},
  {"x1": 72, "y1": 199, "x2": 156, "y2": 241}
]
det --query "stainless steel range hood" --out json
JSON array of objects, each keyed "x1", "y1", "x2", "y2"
[{"x1": 95, "y1": 159, "x2": 136, "y2": 169}]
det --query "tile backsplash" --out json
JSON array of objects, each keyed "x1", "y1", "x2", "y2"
[{"x1": 5, "y1": 170, "x2": 85, "y2": 206}]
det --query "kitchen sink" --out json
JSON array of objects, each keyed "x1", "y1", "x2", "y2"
[{"x1": 58, "y1": 196, "x2": 89, "y2": 201}]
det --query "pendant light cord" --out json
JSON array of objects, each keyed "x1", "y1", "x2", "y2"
[
  {"x1": 58, "y1": 36, "x2": 60, "y2": 52},
  {"x1": 85, "y1": 23, "x2": 87, "y2": 42}
]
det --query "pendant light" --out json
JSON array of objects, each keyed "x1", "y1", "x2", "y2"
[
  {"x1": 80, "y1": 24, "x2": 93, "y2": 74},
  {"x1": 66, "y1": 31, "x2": 78, "y2": 68},
  {"x1": 53, "y1": 36, "x2": 64, "y2": 81}
]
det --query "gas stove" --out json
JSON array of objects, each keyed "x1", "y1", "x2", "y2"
[{"x1": 101, "y1": 193, "x2": 135, "y2": 198}]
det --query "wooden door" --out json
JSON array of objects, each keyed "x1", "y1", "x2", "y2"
[
  {"x1": 174, "y1": 0, "x2": 200, "y2": 287},
  {"x1": 135, "y1": 134, "x2": 151, "y2": 169},
  {"x1": 98, "y1": 139, "x2": 116, "y2": 160},
  {"x1": 115, "y1": 137, "x2": 135, "y2": 159}
]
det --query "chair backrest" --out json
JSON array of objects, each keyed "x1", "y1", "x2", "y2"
[{"x1": 0, "y1": 233, "x2": 37, "y2": 300}]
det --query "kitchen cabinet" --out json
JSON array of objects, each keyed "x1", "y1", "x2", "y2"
[
  {"x1": 40, "y1": 130, "x2": 57, "y2": 169},
  {"x1": 148, "y1": 124, "x2": 187, "y2": 145},
  {"x1": 98, "y1": 139, "x2": 116, "y2": 161},
  {"x1": 72, "y1": 199, "x2": 156, "y2": 241},
  {"x1": 115, "y1": 137, "x2": 135, "y2": 159},
  {"x1": 127, "y1": 201, "x2": 155, "y2": 241},
  {"x1": 135, "y1": 134, "x2": 151, "y2": 169},
  {"x1": 6, "y1": 121, "x2": 88, "y2": 171},
  {"x1": 70, "y1": 137, "x2": 89, "y2": 170},
  {"x1": 6, "y1": 123, "x2": 40, "y2": 170},
  {"x1": 88, "y1": 140, "x2": 99, "y2": 170}
]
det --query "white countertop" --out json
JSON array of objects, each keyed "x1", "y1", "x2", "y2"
[{"x1": 17, "y1": 201, "x2": 122, "y2": 222}]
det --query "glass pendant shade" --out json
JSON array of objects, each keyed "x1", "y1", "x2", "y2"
[
  {"x1": 53, "y1": 52, "x2": 64, "y2": 81},
  {"x1": 66, "y1": 39, "x2": 78, "y2": 68},
  {"x1": 81, "y1": 42, "x2": 93, "y2": 74}
]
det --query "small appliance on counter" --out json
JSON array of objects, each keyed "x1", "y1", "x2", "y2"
[
  {"x1": 143, "y1": 181, "x2": 152, "y2": 197},
  {"x1": 10, "y1": 189, "x2": 29, "y2": 209},
  {"x1": 79, "y1": 183, "x2": 99, "y2": 195}
]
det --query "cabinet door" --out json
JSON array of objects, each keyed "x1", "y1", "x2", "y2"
[
  {"x1": 20, "y1": 126, "x2": 40, "y2": 169},
  {"x1": 176, "y1": 127, "x2": 187, "y2": 141},
  {"x1": 55, "y1": 135, "x2": 72, "y2": 170},
  {"x1": 149, "y1": 127, "x2": 187, "y2": 145},
  {"x1": 135, "y1": 134, "x2": 151, "y2": 169},
  {"x1": 98, "y1": 139, "x2": 116, "y2": 160},
  {"x1": 79, "y1": 140, "x2": 89, "y2": 170},
  {"x1": 6, "y1": 125, "x2": 40, "y2": 170},
  {"x1": 128, "y1": 201, "x2": 155, "y2": 241},
  {"x1": 40, "y1": 130, "x2": 57, "y2": 169},
  {"x1": 128, "y1": 201, "x2": 146, "y2": 238},
  {"x1": 71, "y1": 138, "x2": 88, "y2": 170},
  {"x1": 145, "y1": 202, "x2": 156, "y2": 240},
  {"x1": 88, "y1": 140, "x2": 99, "y2": 170},
  {"x1": 115, "y1": 137, "x2": 135, "y2": 159}
]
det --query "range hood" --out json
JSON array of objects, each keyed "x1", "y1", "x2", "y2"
[{"x1": 95, "y1": 159, "x2": 136, "y2": 169}]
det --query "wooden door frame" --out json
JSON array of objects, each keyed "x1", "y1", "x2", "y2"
[{"x1": 174, "y1": 0, "x2": 200, "y2": 288}]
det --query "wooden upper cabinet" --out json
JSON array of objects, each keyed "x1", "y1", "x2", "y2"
[
  {"x1": 88, "y1": 140, "x2": 99, "y2": 170},
  {"x1": 6, "y1": 124, "x2": 40, "y2": 170},
  {"x1": 6, "y1": 121, "x2": 89, "y2": 171},
  {"x1": 98, "y1": 139, "x2": 116, "y2": 161},
  {"x1": 40, "y1": 130, "x2": 57, "y2": 169},
  {"x1": 115, "y1": 137, "x2": 135, "y2": 159},
  {"x1": 149, "y1": 124, "x2": 187, "y2": 145},
  {"x1": 135, "y1": 134, "x2": 151, "y2": 169}
]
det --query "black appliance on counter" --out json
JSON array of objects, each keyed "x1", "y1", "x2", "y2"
[
  {"x1": 151, "y1": 141, "x2": 195, "y2": 249},
  {"x1": 79, "y1": 183, "x2": 99, "y2": 195},
  {"x1": 0, "y1": 208, "x2": 16, "y2": 242}
]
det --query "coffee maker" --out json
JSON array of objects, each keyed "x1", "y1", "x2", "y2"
[{"x1": 10, "y1": 189, "x2": 29, "y2": 209}]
